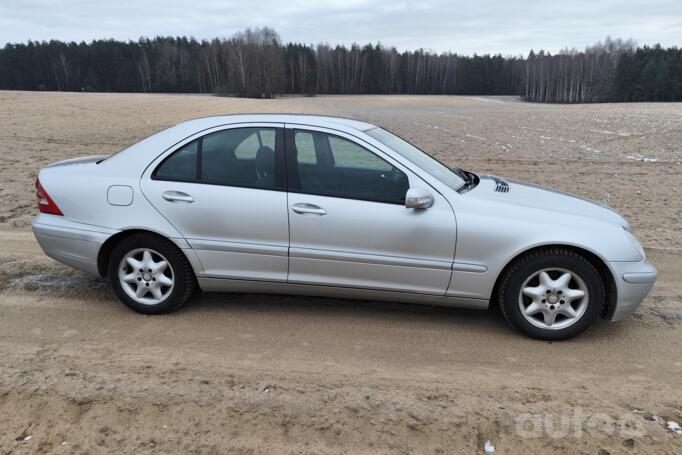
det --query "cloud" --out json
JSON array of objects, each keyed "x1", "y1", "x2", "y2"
[{"x1": 0, "y1": 0, "x2": 680, "y2": 55}]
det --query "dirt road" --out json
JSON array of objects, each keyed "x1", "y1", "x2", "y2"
[{"x1": 0, "y1": 92, "x2": 680, "y2": 454}]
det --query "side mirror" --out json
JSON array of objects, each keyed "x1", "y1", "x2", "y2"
[{"x1": 405, "y1": 187, "x2": 434, "y2": 209}]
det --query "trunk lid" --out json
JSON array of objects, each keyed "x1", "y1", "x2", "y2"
[{"x1": 46, "y1": 155, "x2": 109, "y2": 168}]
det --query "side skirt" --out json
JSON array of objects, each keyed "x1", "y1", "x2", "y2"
[{"x1": 197, "y1": 277, "x2": 489, "y2": 310}]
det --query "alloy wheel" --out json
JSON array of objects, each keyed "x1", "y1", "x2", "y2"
[
  {"x1": 518, "y1": 268, "x2": 589, "y2": 330},
  {"x1": 118, "y1": 248, "x2": 175, "y2": 305}
]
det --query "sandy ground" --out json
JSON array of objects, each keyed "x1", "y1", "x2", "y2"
[{"x1": 0, "y1": 91, "x2": 680, "y2": 454}]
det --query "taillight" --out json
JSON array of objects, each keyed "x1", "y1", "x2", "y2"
[{"x1": 36, "y1": 179, "x2": 63, "y2": 215}]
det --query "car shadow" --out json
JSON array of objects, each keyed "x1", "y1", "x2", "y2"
[
  {"x1": 182, "y1": 290, "x2": 515, "y2": 332},
  {"x1": 13, "y1": 269, "x2": 633, "y2": 342},
  {"x1": 176, "y1": 292, "x2": 634, "y2": 343}
]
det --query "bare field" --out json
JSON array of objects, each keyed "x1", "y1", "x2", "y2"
[{"x1": 0, "y1": 92, "x2": 681, "y2": 454}]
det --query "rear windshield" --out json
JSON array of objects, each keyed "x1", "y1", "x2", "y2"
[{"x1": 97, "y1": 126, "x2": 176, "y2": 163}]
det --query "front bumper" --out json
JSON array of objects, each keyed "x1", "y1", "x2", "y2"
[
  {"x1": 32, "y1": 214, "x2": 117, "y2": 276},
  {"x1": 607, "y1": 259, "x2": 657, "y2": 321}
]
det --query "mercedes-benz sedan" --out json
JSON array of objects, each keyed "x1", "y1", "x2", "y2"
[{"x1": 32, "y1": 115, "x2": 656, "y2": 339}]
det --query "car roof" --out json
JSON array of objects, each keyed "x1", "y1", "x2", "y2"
[
  {"x1": 177, "y1": 114, "x2": 377, "y2": 133},
  {"x1": 103, "y1": 114, "x2": 378, "y2": 170}
]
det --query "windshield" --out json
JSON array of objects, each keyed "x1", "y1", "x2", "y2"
[{"x1": 366, "y1": 128, "x2": 466, "y2": 191}]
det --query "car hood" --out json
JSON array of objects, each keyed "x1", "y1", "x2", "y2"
[{"x1": 465, "y1": 174, "x2": 630, "y2": 229}]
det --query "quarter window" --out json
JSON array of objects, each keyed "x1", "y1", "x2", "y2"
[
  {"x1": 290, "y1": 130, "x2": 409, "y2": 204},
  {"x1": 154, "y1": 141, "x2": 197, "y2": 180}
]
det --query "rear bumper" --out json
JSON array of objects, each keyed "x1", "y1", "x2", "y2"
[
  {"x1": 32, "y1": 214, "x2": 117, "y2": 276},
  {"x1": 608, "y1": 259, "x2": 657, "y2": 321}
]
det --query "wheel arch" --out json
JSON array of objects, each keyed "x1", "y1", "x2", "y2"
[
  {"x1": 97, "y1": 229, "x2": 196, "y2": 278},
  {"x1": 491, "y1": 244, "x2": 617, "y2": 320}
]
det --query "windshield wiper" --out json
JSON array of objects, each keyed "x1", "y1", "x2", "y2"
[
  {"x1": 453, "y1": 168, "x2": 478, "y2": 193},
  {"x1": 453, "y1": 167, "x2": 471, "y2": 182}
]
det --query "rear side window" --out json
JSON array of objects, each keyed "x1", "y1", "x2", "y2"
[
  {"x1": 153, "y1": 127, "x2": 283, "y2": 190},
  {"x1": 233, "y1": 129, "x2": 276, "y2": 159}
]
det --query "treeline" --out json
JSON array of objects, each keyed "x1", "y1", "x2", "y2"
[
  {"x1": 525, "y1": 38, "x2": 682, "y2": 102},
  {"x1": 0, "y1": 28, "x2": 523, "y2": 97},
  {"x1": 0, "y1": 28, "x2": 680, "y2": 103}
]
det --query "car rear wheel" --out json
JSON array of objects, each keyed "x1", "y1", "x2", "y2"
[
  {"x1": 108, "y1": 233, "x2": 195, "y2": 314},
  {"x1": 498, "y1": 248, "x2": 604, "y2": 340}
]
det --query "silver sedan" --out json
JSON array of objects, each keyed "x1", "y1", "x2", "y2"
[{"x1": 32, "y1": 115, "x2": 657, "y2": 339}]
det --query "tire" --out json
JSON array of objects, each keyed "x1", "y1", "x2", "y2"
[
  {"x1": 108, "y1": 233, "x2": 195, "y2": 314},
  {"x1": 497, "y1": 248, "x2": 604, "y2": 340}
]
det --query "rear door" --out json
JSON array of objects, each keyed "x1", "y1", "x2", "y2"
[
  {"x1": 285, "y1": 124, "x2": 457, "y2": 294},
  {"x1": 141, "y1": 123, "x2": 289, "y2": 282}
]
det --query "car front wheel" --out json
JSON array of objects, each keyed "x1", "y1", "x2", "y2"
[
  {"x1": 108, "y1": 233, "x2": 195, "y2": 314},
  {"x1": 498, "y1": 248, "x2": 604, "y2": 340}
]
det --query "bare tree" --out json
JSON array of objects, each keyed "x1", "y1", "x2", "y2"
[{"x1": 58, "y1": 52, "x2": 69, "y2": 90}]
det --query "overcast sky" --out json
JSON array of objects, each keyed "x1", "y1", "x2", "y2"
[{"x1": 1, "y1": 0, "x2": 680, "y2": 55}]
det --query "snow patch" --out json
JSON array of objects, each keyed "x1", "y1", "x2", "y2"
[
  {"x1": 667, "y1": 420, "x2": 682, "y2": 435},
  {"x1": 626, "y1": 154, "x2": 658, "y2": 163}
]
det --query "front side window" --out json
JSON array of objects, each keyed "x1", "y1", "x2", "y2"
[
  {"x1": 294, "y1": 132, "x2": 317, "y2": 164},
  {"x1": 289, "y1": 130, "x2": 409, "y2": 204},
  {"x1": 154, "y1": 127, "x2": 282, "y2": 190},
  {"x1": 328, "y1": 136, "x2": 393, "y2": 171},
  {"x1": 366, "y1": 127, "x2": 465, "y2": 191}
]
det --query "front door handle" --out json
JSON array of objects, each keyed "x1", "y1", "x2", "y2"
[
  {"x1": 291, "y1": 203, "x2": 327, "y2": 216},
  {"x1": 162, "y1": 191, "x2": 194, "y2": 203}
]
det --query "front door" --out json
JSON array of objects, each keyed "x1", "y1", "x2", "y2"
[
  {"x1": 285, "y1": 125, "x2": 457, "y2": 295},
  {"x1": 141, "y1": 124, "x2": 289, "y2": 282}
]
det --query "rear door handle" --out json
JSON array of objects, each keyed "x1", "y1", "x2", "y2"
[
  {"x1": 291, "y1": 203, "x2": 327, "y2": 216},
  {"x1": 162, "y1": 191, "x2": 194, "y2": 203}
]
